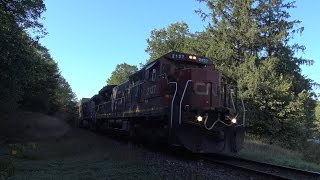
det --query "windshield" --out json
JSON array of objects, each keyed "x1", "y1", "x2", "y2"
[{"x1": 174, "y1": 61, "x2": 211, "y2": 70}]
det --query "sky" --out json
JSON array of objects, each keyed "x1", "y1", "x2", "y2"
[{"x1": 39, "y1": 0, "x2": 320, "y2": 99}]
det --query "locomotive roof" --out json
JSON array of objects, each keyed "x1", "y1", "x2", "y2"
[
  {"x1": 99, "y1": 85, "x2": 117, "y2": 95},
  {"x1": 143, "y1": 51, "x2": 212, "y2": 68},
  {"x1": 128, "y1": 51, "x2": 213, "y2": 81},
  {"x1": 80, "y1": 98, "x2": 90, "y2": 104},
  {"x1": 91, "y1": 94, "x2": 101, "y2": 101},
  {"x1": 164, "y1": 51, "x2": 212, "y2": 64},
  {"x1": 129, "y1": 51, "x2": 212, "y2": 81}
]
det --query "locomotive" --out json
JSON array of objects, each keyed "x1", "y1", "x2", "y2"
[{"x1": 79, "y1": 51, "x2": 245, "y2": 153}]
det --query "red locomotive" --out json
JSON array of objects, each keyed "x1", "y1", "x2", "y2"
[{"x1": 79, "y1": 51, "x2": 245, "y2": 153}]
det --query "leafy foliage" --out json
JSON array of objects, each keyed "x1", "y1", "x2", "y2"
[
  {"x1": 0, "y1": 0, "x2": 47, "y2": 40},
  {"x1": 106, "y1": 63, "x2": 138, "y2": 85},
  {"x1": 0, "y1": 159, "x2": 15, "y2": 179},
  {"x1": 0, "y1": 8, "x2": 27, "y2": 112},
  {"x1": 146, "y1": 22, "x2": 190, "y2": 61},
  {"x1": 0, "y1": 1, "x2": 76, "y2": 120},
  {"x1": 198, "y1": 0, "x2": 316, "y2": 148},
  {"x1": 315, "y1": 101, "x2": 320, "y2": 137},
  {"x1": 145, "y1": 22, "x2": 211, "y2": 62}
]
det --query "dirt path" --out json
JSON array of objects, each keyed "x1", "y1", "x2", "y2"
[{"x1": 0, "y1": 112, "x2": 70, "y2": 143}]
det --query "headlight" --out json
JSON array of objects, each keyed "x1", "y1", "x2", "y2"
[
  {"x1": 197, "y1": 116, "x2": 203, "y2": 122},
  {"x1": 231, "y1": 118, "x2": 237, "y2": 124}
]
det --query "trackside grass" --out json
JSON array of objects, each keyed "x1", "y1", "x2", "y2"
[
  {"x1": 3, "y1": 128, "x2": 319, "y2": 179},
  {"x1": 0, "y1": 158, "x2": 15, "y2": 179},
  {"x1": 238, "y1": 135, "x2": 320, "y2": 172},
  {"x1": 3, "y1": 140, "x2": 158, "y2": 180}
]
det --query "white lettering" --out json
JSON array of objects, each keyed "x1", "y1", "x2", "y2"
[
  {"x1": 198, "y1": 57, "x2": 209, "y2": 64},
  {"x1": 147, "y1": 85, "x2": 157, "y2": 95}
]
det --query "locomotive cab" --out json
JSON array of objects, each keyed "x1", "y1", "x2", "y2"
[{"x1": 162, "y1": 51, "x2": 244, "y2": 153}]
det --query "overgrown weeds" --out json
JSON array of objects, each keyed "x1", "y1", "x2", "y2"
[
  {"x1": 239, "y1": 134, "x2": 320, "y2": 172},
  {"x1": 9, "y1": 142, "x2": 40, "y2": 160},
  {"x1": 0, "y1": 158, "x2": 15, "y2": 179},
  {"x1": 301, "y1": 142, "x2": 320, "y2": 164}
]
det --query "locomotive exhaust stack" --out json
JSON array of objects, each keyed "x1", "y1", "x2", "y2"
[{"x1": 79, "y1": 51, "x2": 245, "y2": 153}]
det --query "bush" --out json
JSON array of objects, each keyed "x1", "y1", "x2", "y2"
[
  {"x1": 302, "y1": 142, "x2": 320, "y2": 164},
  {"x1": 9, "y1": 143, "x2": 40, "y2": 159},
  {"x1": 0, "y1": 159, "x2": 15, "y2": 179}
]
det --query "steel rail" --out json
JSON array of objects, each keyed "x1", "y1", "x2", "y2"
[{"x1": 203, "y1": 154, "x2": 320, "y2": 180}]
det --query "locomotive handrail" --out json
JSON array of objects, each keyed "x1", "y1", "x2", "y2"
[
  {"x1": 97, "y1": 101, "x2": 112, "y2": 107},
  {"x1": 94, "y1": 105, "x2": 100, "y2": 127},
  {"x1": 179, "y1": 80, "x2": 192, "y2": 125},
  {"x1": 240, "y1": 94, "x2": 246, "y2": 127},
  {"x1": 230, "y1": 89, "x2": 236, "y2": 112},
  {"x1": 168, "y1": 82, "x2": 177, "y2": 129},
  {"x1": 229, "y1": 89, "x2": 246, "y2": 128},
  {"x1": 130, "y1": 81, "x2": 145, "y2": 88},
  {"x1": 204, "y1": 114, "x2": 233, "y2": 130}
]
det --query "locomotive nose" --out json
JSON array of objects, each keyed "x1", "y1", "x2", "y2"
[{"x1": 185, "y1": 68, "x2": 221, "y2": 110}]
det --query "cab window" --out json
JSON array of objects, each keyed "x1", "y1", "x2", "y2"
[{"x1": 151, "y1": 69, "x2": 156, "y2": 81}]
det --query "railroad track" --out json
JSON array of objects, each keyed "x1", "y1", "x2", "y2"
[
  {"x1": 203, "y1": 154, "x2": 320, "y2": 180},
  {"x1": 81, "y1": 128, "x2": 320, "y2": 179}
]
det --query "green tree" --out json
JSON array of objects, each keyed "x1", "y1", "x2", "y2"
[
  {"x1": 106, "y1": 63, "x2": 138, "y2": 85},
  {"x1": 145, "y1": 21, "x2": 213, "y2": 63},
  {"x1": 53, "y1": 76, "x2": 78, "y2": 122},
  {"x1": 0, "y1": 0, "x2": 77, "y2": 120},
  {"x1": 315, "y1": 101, "x2": 320, "y2": 137},
  {"x1": 316, "y1": 101, "x2": 320, "y2": 121},
  {"x1": 0, "y1": 0, "x2": 47, "y2": 39},
  {"x1": 18, "y1": 43, "x2": 77, "y2": 115},
  {"x1": 0, "y1": 7, "x2": 34, "y2": 112},
  {"x1": 146, "y1": 22, "x2": 192, "y2": 62},
  {"x1": 0, "y1": 0, "x2": 47, "y2": 113},
  {"x1": 197, "y1": 0, "x2": 315, "y2": 148}
]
